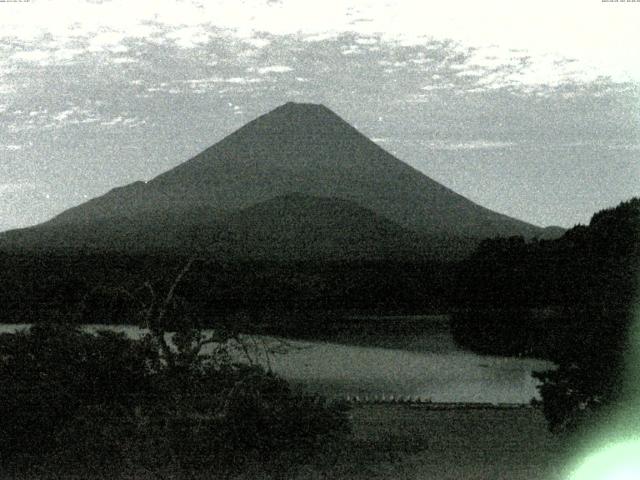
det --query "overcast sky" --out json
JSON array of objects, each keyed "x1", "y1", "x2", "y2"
[{"x1": 1, "y1": 0, "x2": 639, "y2": 232}]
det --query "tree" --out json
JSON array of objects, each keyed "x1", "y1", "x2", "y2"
[
  {"x1": 532, "y1": 199, "x2": 639, "y2": 434},
  {"x1": 449, "y1": 198, "x2": 639, "y2": 433},
  {"x1": 0, "y1": 259, "x2": 351, "y2": 478}
]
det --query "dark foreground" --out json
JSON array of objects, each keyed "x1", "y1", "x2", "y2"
[
  {"x1": 2, "y1": 405, "x2": 570, "y2": 480},
  {"x1": 325, "y1": 404, "x2": 568, "y2": 480}
]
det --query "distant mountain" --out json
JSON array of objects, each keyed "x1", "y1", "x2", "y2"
[
  {"x1": 0, "y1": 193, "x2": 474, "y2": 260},
  {"x1": 219, "y1": 193, "x2": 477, "y2": 261},
  {"x1": 221, "y1": 193, "x2": 415, "y2": 260},
  {"x1": 0, "y1": 102, "x2": 562, "y2": 258}
]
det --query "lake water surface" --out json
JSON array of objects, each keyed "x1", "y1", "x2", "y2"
[{"x1": 0, "y1": 318, "x2": 553, "y2": 404}]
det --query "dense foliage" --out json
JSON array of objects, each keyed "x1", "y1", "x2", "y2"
[
  {"x1": 452, "y1": 198, "x2": 639, "y2": 432},
  {"x1": 0, "y1": 320, "x2": 350, "y2": 478},
  {"x1": 0, "y1": 255, "x2": 455, "y2": 326}
]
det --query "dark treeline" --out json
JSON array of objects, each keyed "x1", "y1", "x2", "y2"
[
  {"x1": 451, "y1": 198, "x2": 639, "y2": 432},
  {"x1": 452, "y1": 198, "x2": 639, "y2": 358},
  {"x1": 0, "y1": 253, "x2": 455, "y2": 329}
]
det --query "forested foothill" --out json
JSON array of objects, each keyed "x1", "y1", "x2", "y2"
[{"x1": 452, "y1": 198, "x2": 639, "y2": 433}]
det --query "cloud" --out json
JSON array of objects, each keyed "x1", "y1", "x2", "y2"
[
  {"x1": 111, "y1": 57, "x2": 137, "y2": 64},
  {"x1": 427, "y1": 140, "x2": 517, "y2": 150},
  {"x1": 166, "y1": 26, "x2": 212, "y2": 48},
  {"x1": 54, "y1": 110, "x2": 75, "y2": 122},
  {"x1": 226, "y1": 77, "x2": 259, "y2": 83},
  {"x1": 92, "y1": 118, "x2": 146, "y2": 129},
  {"x1": 355, "y1": 37, "x2": 378, "y2": 45},
  {"x1": 47, "y1": 107, "x2": 100, "y2": 126},
  {"x1": 2, "y1": 99, "x2": 147, "y2": 131},
  {"x1": 607, "y1": 144, "x2": 640, "y2": 151},
  {"x1": 99, "y1": 115, "x2": 146, "y2": 127},
  {"x1": 101, "y1": 116, "x2": 123, "y2": 126},
  {"x1": 11, "y1": 50, "x2": 51, "y2": 63},
  {"x1": 421, "y1": 84, "x2": 455, "y2": 92},
  {"x1": 10, "y1": 46, "x2": 86, "y2": 66},
  {"x1": 257, "y1": 65, "x2": 293, "y2": 74},
  {"x1": 0, "y1": 0, "x2": 636, "y2": 86},
  {"x1": 0, "y1": 182, "x2": 35, "y2": 194}
]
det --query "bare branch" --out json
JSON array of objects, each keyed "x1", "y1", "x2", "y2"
[
  {"x1": 143, "y1": 257, "x2": 197, "y2": 368},
  {"x1": 156, "y1": 257, "x2": 196, "y2": 327},
  {"x1": 143, "y1": 281, "x2": 156, "y2": 329},
  {"x1": 233, "y1": 334, "x2": 255, "y2": 366},
  {"x1": 259, "y1": 337, "x2": 273, "y2": 373}
]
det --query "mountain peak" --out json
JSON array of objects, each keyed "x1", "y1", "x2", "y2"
[
  {"x1": 259, "y1": 101, "x2": 339, "y2": 126},
  {"x1": 278, "y1": 101, "x2": 329, "y2": 110},
  {"x1": 24, "y1": 103, "x2": 559, "y2": 242},
  {"x1": 188, "y1": 101, "x2": 358, "y2": 154}
]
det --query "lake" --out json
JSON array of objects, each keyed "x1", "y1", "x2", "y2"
[{"x1": 0, "y1": 317, "x2": 553, "y2": 404}]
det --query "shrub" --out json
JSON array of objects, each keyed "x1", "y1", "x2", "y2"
[
  {"x1": 0, "y1": 322, "x2": 155, "y2": 458},
  {"x1": 0, "y1": 321, "x2": 351, "y2": 478},
  {"x1": 532, "y1": 307, "x2": 631, "y2": 434}
]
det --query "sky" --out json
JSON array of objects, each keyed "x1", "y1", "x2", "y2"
[{"x1": 0, "y1": 0, "x2": 639, "y2": 232}]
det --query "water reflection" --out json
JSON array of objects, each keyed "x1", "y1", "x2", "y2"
[{"x1": 0, "y1": 321, "x2": 552, "y2": 404}]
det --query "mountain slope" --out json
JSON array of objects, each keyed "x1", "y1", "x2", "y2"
[
  {"x1": 220, "y1": 193, "x2": 473, "y2": 260},
  {"x1": 0, "y1": 193, "x2": 475, "y2": 260},
  {"x1": 37, "y1": 102, "x2": 555, "y2": 241}
]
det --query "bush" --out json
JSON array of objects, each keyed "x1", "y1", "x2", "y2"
[
  {"x1": 0, "y1": 321, "x2": 351, "y2": 478},
  {"x1": 532, "y1": 307, "x2": 631, "y2": 434},
  {"x1": 0, "y1": 323, "x2": 155, "y2": 458}
]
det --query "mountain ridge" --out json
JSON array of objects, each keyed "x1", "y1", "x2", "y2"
[
  {"x1": 1, "y1": 102, "x2": 563, "y2": 258},
  {"x1": 0, "y1": 192, "x2": 476, "y2": 260}
]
